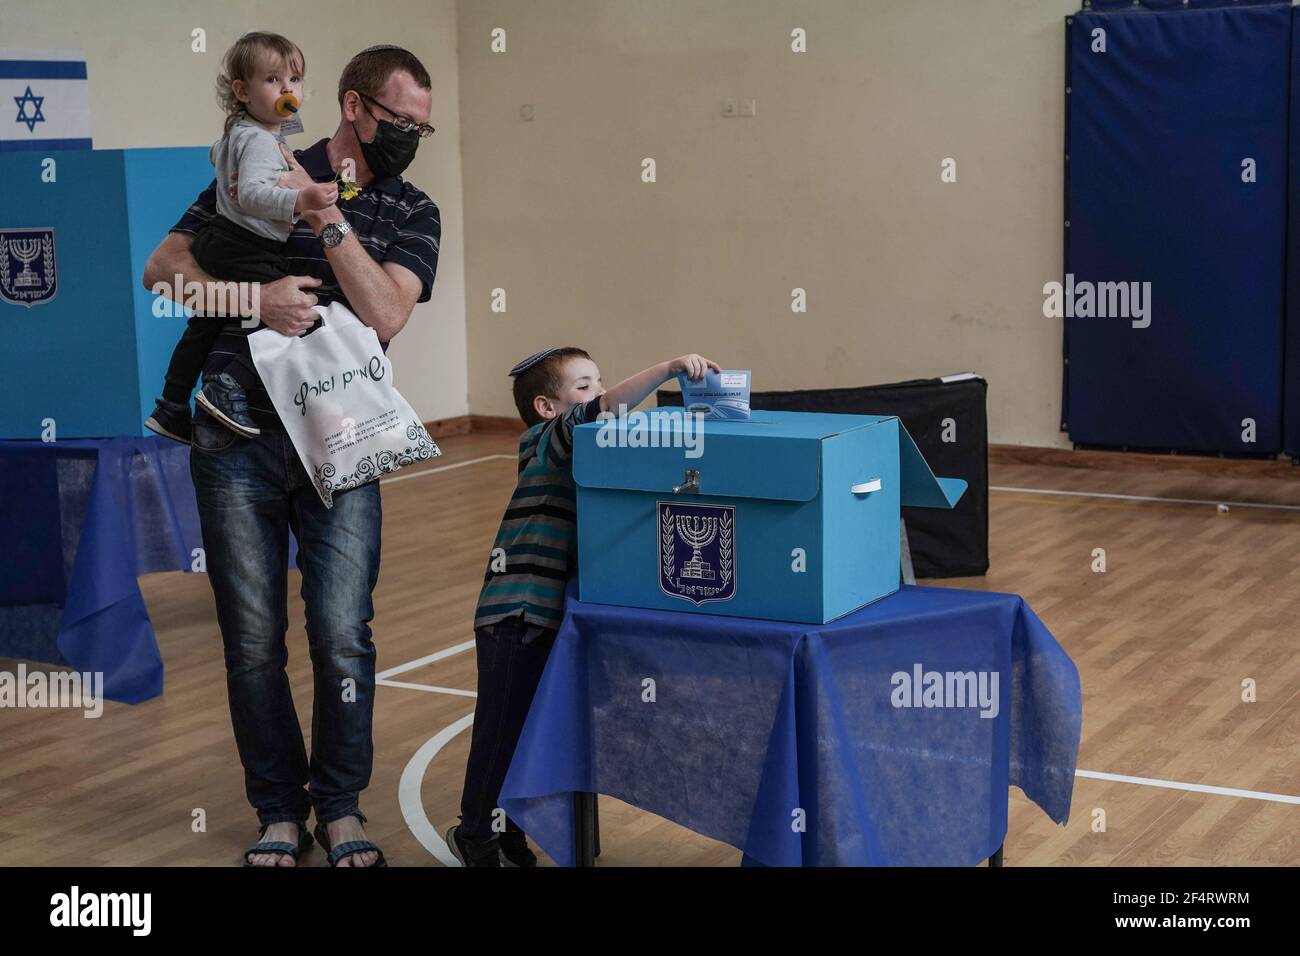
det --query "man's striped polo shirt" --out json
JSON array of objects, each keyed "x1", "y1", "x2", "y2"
[{"x1": 168, "y1": 136, "x2": 441, "y2": 430}]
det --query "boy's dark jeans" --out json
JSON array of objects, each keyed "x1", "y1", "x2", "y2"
[
  {"x1": 459, "y1": 614, "x2": 558, "y2": 845},
  {"x1": 161, "y1": 215, "x2": 291, "y2": 405},
  {"x1": 189, "y1": 419, "x2": 382, "y2": 827}
]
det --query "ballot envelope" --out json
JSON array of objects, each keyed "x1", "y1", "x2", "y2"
[{"x1": 573, "y1": 409, "x2": 967, "y2": 623}]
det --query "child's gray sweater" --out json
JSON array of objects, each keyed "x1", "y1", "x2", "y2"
[{"x1": 210, "y1": 117, "x2": 301, "y2": 241}]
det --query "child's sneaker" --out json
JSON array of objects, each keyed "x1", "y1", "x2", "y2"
[
  {"x1": 444, "y1": 825, "x2": 501, "y2": 867},
  {"x1": 144, "y1": 398, "x2": 193, "y2": 445},
  {"x1": 498, "y1": 829, "x2": 538, "y2": 867},
  {"x1": 195, "y1": 373, "x2": 261, "y2": 437}
]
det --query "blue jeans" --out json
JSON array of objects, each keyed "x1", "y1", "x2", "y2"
[{"x1": 189, "y1": 420, "x2": 382, "y2": 828}]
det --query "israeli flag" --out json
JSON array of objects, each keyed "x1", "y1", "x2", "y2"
[{"x1": 1, "y1": 49, "x2": 92, "y2": 152}]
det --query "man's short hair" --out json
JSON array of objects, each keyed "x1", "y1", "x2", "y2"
[
  {"x1": 512, "y1": 348, "x2": 591, "y2": 428},
  {"x1": 338, "y1": 44, "x2": 431, "y2": 108}
]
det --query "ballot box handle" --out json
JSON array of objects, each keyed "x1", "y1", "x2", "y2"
[
  {"x1": 673, "y1": 469, "x2": 701, "y2": 494},
  {"x1": 850, "y1": 478, "x2": 882, "y2": 494}
]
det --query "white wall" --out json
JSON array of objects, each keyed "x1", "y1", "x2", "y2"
[
  {"x1": 1, "y1": 0, "x2": 469, "y2": 424},
  {"x1": 457, "y1": 0, "x2": 1078, "y2": 446}
]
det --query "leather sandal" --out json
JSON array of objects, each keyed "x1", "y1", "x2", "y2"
[
  {"x1": 241, "y1": 821, "x2": 313, "y2": 867},
  {"x1": 314, "y1": 811, "x2": 388, "y2": 867}
]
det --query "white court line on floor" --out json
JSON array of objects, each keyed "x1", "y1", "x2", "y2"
[
  {"x1": 379, "y1": 454, "x2": 514, "y2": 486},
  {"x1": 378, "y1": 639, "x2": 476, "y2": 681},
  {"x1": 1075, "y1": 769, "x2": 1300, "y2": 805},
  {"x1": 398, "y1": 711, "x2": 475, "y2": 867},
  {"x1": 377, "y1": 678, "x2": 477, "y2": 698},
  {"x1": 991, "y1": 485, "x2": 1300, "y2": 512}
]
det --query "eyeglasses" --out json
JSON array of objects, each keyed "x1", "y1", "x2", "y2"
[{"x1": 358, "y1": 92, "x2": 435, "y2": 139}]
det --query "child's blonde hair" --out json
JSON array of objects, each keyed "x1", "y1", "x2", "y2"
[{"x1": 216, "y1": 31, "x2": 306, "y2": 136}]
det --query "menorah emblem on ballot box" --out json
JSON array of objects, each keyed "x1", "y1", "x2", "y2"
[
  {"x1": 0, "y1": 229, "x2": 58, "y2": 307},
  {"x1": 659, "y1": 502, "x2": 736, "y2": 605}
]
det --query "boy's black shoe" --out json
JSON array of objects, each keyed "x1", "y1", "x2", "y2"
[
  {"x1": 195, "y1": 373, "x2": 261, "y2": 437},
  {"x1": 499, "y1": 829, "x2": 538, "y2": 868},
  {"x1": 445, "y1": 825, "x2": 501, "y2": 867},
  {"x1": 144, "y1": 398, "x2": 193, "y2": 445}
]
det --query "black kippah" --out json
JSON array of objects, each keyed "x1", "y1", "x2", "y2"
[
  {"x1": 357, "y1": 43, "x2": 415, "y2": 57},
  {"x1": 509, "y1": 349, "x2": 559, "y2": 377}
]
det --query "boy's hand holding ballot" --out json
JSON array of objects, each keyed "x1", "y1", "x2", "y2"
[{"x1": 592, "y1": 353, "x2": 723, "y2": 417}]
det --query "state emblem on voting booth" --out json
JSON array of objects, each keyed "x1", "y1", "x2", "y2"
[
  {"x1": 574, "y1": 409, "x2": 967, "y2": 624},
  {"x1": 0, "y1": 228, "x2": 58, "y2": 307}
]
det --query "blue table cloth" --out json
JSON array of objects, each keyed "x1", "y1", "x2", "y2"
[
  {"x1": 0, "y1": 436, "x2": 203, "y2": 703},
  {"x1": 499, "y1": 582, "x2": 1082, "y2": 866}
]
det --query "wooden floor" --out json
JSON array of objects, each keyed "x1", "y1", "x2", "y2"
[{"x1": 2, "y1": 431, "x2": 1299, "y2": 866}]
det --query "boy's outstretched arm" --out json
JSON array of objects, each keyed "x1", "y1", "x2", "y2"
[{"x1": 598, "y1": 354, "x2": 721, "y2": 415}]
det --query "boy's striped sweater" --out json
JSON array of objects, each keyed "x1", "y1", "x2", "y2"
[{"x1": 474, "y1": 396, "x2": 605, "y2": 630}]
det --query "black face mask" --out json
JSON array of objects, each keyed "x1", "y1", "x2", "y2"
[{"x1": 353, "y1": 117, "x2": 419, "y2": 179}]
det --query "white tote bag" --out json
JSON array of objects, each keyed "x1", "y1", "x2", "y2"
[{"x1": 248, "y1": 301, "x2": 441, "y2": 508}]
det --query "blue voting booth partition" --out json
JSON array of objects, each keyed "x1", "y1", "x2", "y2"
[
  {"x1": 0, "y1": 147, "x2": 217, "y2": 702},
  {"x1": 0, "y1": 146, "x2": 211, "y2": 438},
  {"x1": 1064, "y1": 1, "x2": 1290, "y2": 456}
]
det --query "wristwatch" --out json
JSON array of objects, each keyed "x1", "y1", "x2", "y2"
[{"x1": 320, "y1": 219, "x2": 353, "y2": 249}]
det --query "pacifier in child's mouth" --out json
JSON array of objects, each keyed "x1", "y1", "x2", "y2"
[{"x1": 274, "y1": 93, "x2": 300, "y2": 116}]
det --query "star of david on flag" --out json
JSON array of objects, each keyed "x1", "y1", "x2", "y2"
[
  {"x1": 1, "y1": 50, "x2": 92, "y2": 152},
  {"x1": 14, "y1": 85, "x2": 44, "y2": 132}
]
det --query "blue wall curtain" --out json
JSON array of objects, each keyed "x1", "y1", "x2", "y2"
[{"x1": 1064, "y1": 1, "x2": 1290, "y2": 455}]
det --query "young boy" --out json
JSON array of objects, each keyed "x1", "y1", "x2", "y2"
[
  {"x1": 446, "y1": 346, "x2": 720, "y2": 867},
  {"x1": 145, "y1": 31, "x2": 338, "y2": 443}
]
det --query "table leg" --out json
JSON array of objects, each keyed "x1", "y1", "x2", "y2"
[
  {"x1": 988, "y1": 844, "x2": 1004, "y2": 867},
  {"x1": 573, "y1": 792, "x2": 597, "y2": 867},
  {"x1": 593, "y1": 793, "x2": 601, "y2": 859}
]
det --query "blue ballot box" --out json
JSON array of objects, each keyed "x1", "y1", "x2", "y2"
[
  {"x1": 574, "y1": 410, "x2": 968, "y2": 623},
  {"x1": 0, "y1": 147, "x2": 213, "y2": 438}
]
